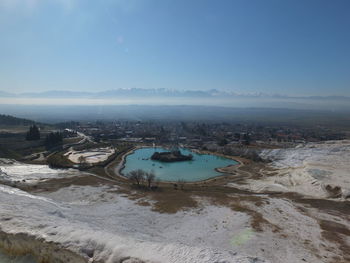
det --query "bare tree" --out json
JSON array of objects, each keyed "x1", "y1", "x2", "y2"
[
  {"x1": 128, "y1": 169, "x2": 144, "y2": 186},
  {"x1": 128, "y1": 169, "x2": 157, "y2": 189},
  {"x1": 177, "y1": 179, "x2": 185, "y2": 190},
  {"x1": 145, "y1": 171, "x2": 156, "y2": 188},
  {"x1": 155, "y1": 178, "x2": 161, "y2": 188}
]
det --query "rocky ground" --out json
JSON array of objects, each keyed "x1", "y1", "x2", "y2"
[{"x1": 228, "y1": 140, "x2": 350, "y2": 199}]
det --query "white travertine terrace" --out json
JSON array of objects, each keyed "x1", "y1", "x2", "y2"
[{"x1": 231, "y1": 140, "x2": 350, "y2": 199}]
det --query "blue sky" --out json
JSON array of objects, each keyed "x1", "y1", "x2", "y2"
[{"x1": 0, "y1": 0, "x2": 349, "y2": 96}]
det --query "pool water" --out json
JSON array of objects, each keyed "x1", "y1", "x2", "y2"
[{"x1": 120, "y1": 147, "x2": 238, "y2": 182}]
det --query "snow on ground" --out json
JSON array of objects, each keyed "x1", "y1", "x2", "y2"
[
  {"x1": 0, "y1": 158, "x2": 83, "y2": 185},
  {"x1": 1, "y1": 143, "x2": 349, "y2": 262},
  {"x1": 2, "y1": 181, "x2": 343, "y2": 263},
  {"x1": 230, "y1": 140, "x2": 350, "y2": 199},
  {"x1": 41, "y1": 186, "x2": 252, "y2": 250},
  {"x1": 237, "y1": 197, "x2": 348, "y2": 263},
  {"x1": 64, "y1": 147, "x2": 115, "y2": 164},
  {"x1": 0, "y1": 184, "x2": 266, "y2": 263}
]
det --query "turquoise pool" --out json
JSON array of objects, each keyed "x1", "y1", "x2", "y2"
[{"x1": 120, "y1": 147, "x2": 238, "y2": 182}]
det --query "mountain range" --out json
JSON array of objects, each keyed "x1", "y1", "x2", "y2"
[{"x1": 0, "y1": 88, "x2": 349, "y2": 100}]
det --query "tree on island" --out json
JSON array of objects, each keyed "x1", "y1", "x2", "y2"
[
  {"x1": 25, "y1": 125, "x2": 40, "y2": 141},
  {"x1": 151, "y1": 149, "x2": 193, "y2": 162}
]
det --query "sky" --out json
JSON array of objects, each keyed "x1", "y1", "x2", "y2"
[{"x1": 0, "y1": 0, "x2": 349, "y2": 97}]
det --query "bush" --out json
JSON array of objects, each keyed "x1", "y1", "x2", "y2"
[{"x1": 47, "y1": 153, "x2": 74, "y2": 168}]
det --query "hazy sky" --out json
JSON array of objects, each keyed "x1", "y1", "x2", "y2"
[{"x1": 0, "y1": 0, "x2": 349, "y2": 96}]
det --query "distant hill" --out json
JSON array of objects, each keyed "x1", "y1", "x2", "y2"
[
  {"x1": 1, "y1": 88, "x2": 350, "y2": 101},
  {"x1": 0, "y1": 114, "x2": 36, "y2": 126}
]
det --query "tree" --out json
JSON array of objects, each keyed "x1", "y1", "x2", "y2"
[
  {"x1": 155, "y1": 178, "x2": 161, "y2": 188},
  {"x1": 145, "y1": 171, "x2": 156, "y2": 188},
  {"x1": 25, "y1": 125, "x2": 40, "y2": 141},
  {"x1": 177, "y1": 179, "x2": 185, "y2": 190},
  {"x1": 128, "y1": 169, "x2": 144, "y2": 186},
  {"x1": 0, "y1": 114, "x2": 35, "y2": 126},
  {"x1": 45, "y1": 132, "x2": 63, "y2": 149},
  {"x1": 128, "y1": 169, "x2": 156, "y2": 189}
]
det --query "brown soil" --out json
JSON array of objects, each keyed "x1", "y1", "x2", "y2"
[
  {"x1": 114, "y1": 181, "x2": 279, "y2": 232},
  {"x1": 319, "y1": 220, "x2": 350, "y2": 263},
  {"x1": 26, "y1": 175, "x2": 115, "y2": 193}
]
